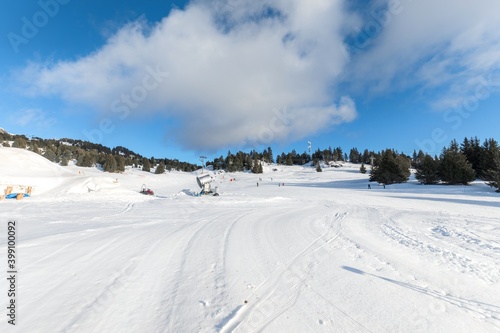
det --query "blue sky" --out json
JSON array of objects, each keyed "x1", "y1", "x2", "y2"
[{"x1": 1, "y1": 0, "x2": 499, "y2": 164}]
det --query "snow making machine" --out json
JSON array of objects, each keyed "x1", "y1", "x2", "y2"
[{"x1": 196, "y1": 174, "x2": 219, "y2": 196}]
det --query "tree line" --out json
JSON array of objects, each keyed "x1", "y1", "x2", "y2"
[
  {"x1": 412, "y1": 137, "x2": 499, "y2": 191},
  {"x1": 0, "y1": 132, "x2": 199, "y2": 173},
  {"x1": 2, "y1": 130, "x2": 498, "y2": 192},
  {"x1": 205, "y1": 138, "x2": 499, "y2": 192},
  {"x1": 365, "y1": 137, "x2": 499, "y2": 192}
]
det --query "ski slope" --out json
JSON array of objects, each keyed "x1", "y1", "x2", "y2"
[{"x1": 0, "y1": 147, "x2": 499, "y2": 332}]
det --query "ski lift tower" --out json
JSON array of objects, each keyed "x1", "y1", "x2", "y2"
[
  {"x1": 199, "y1": 155, "x2": 207, "y2": 173},
  {"x1": 308, "y1": 141, "x2": 312, "y2": 159}
]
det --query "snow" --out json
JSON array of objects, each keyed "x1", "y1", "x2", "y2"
[{"x1": 0, "y1": 147, "x2": 499, "y2": 332}]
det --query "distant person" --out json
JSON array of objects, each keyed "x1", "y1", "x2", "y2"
[
  {"x1": 257, "y1": 182, "x2": 259, "y2": 187},
  {"x1": 368, "y1": 184, "x2": 371, "y2": 189},
  {"x1": 383, "y1": 184, "x2": 386, "y2": 189}
]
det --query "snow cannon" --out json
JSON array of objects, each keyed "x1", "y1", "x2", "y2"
[{"x1": 196, "y1": 174, "x2": 219, "y2": 196}]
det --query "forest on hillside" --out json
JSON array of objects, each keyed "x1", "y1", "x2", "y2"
[
  {"x1": 0, "y1": 131, "x2": 198, "y2": 173},
  {"x1": 1, "y1": 130, "x2": 498, "y2": 192}
]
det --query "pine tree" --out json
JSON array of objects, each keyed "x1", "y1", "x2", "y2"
[
  {"x1": 60, "y1": 155, "x2": 69, "y2": 166},
  {"x1": 479, "y1": 138, "x2": 500, "y2": 180},
  {"x1": 439, "y1": 140, "x2": 476, "y2": 185},
  {"x1": 461, "y1": 137, "x2": 481, "y2": 174},
  {"x1": 485, "y1": 147, "x2": 500, "y2": 192},
  {"x1": 115, "y1": 155, "x2": 125, "y2": 172},
  {"x1": 142, "y1": 158, "x2": 151, "y2": 172},
  {"x1": 60, "y1": 151, "x2": 72, "y2": 166},
  {"x1": 349, "y1": 148, "x2": 360, "y2": 163},
  {"x1": 362, "y1": 149, "x2": 370, "y2": 164},
  {"x1": 415, "y1": 154, "x2": 440, "y2": 184},
  {"x1": 370, "y1": 150, "x2": 409, "y2": 184},
  {"x1": 77, "y1": 152, "x2": 94, "y2": 167},
  {"x1": 30, "y1": 142, "x2": 41, "y2": 155},
  {"x1": 43, "y1": 148, "x2": 59, "y2": 163},
  {"x1": 12, "y1": 137, "x2": 27, "y2": 148},
  {"x1": 103, "y1": 154, "x2": 117, "y2": 172},
  {"x1": 155, "y1": 161, "x2": 166, "y2": 174},
  {"x1": 258, "y1": 162, "x2": 263, "y2": 173},
  {"x1": 360, "y1": 163, "x2": 367, "y2": 174},
  {"x1": 251, "y1": 159, "x2": 258, "y2": 173}
]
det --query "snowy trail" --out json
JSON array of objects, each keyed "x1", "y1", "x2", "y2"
[{"x1": 2, "y1": 192, "x2": 499, "y2": 333}]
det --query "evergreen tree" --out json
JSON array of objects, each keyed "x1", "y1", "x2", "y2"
[
  {"x1": 251, "y1": 159, "x2": 263, "y2": 173},
  {"x1": 142, "y1": 158, "x2": 151, "y2": 172},
  {"x1": 12, "y1": 137, "x2": 27, "y2": 148},
  {"x1": 415, "y1": 154, "x2": 440, "y2": 184},
  {"x1": 60, "y1": 151, "x2": 72, "y2": 166},
  {"x1": 360, "y1": 163, "x2": 367, "y2": 174},
  {"x1": 103, "y1": 154, "x2": 117, "y2": 172},
  {"x1": 115, "y1": 155, "x2": 126, "y2": 172},
  {"x1": 251, "y1": 159, "x2": 258, "y2": 173},
  {"x1": 333, "y1": 147, "x2": 344, "y2": 162},
  {"x1": 45, "y1": 150, "x2": 59, "y2": 163},
  {"x1": 485, "y1": 154, "x2": 500, "y2": 192},
  {"x1": 60, "y1": 155, "x2": 69, "y2": 166},
  {"x1": 411, "y1": 150, "x2": 425, "y2": 168},
  {"x1": 439, "y1": 140, "x2": 476, "y2": 185},
  {"x1": 77, "y1": 152, "x2": 94, "y2": 167},
  {"x1": 479, "y1": 138, "x2": 500, "y2": 180},
  {"x1": 362, "y1": 149, "x2": 371, "y2": 164},
  {"x1": 245, "y1": 155, "x2": 253, "y2": 171},
  {"x1": 155, "y1": 161, "x2": 166, "y2": 174},
  {"x1": 349, "y1": 148, "x2": 360, "y2": 163},
  {"x1": 461, "y1": 137, "x2": 481, "y2": 173},
  {"x1": 370, "y1": 150, "x2": 409, "y2": 184},
  {"x1": 30, "y1": 142, "x2": 41, "y2": 155}
]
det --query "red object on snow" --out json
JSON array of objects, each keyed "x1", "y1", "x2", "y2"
[{"x1": 140, "y1": 184, "x2": 154, "y2": 195}]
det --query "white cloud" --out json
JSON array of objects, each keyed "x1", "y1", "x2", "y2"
[
  {"x1": 11, "y1": 108, "x2": 56, "y2": 128},
  {"x1": 16, "y1": 0, "x2": 357, "y2": 150},
  {"x1": 347, "y1": 0, "x2": 500, "y2": 108}
]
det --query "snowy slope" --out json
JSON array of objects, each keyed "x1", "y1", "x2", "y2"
[{"x1": 0, "y1": 148, "x2": 499, "y2": 332}]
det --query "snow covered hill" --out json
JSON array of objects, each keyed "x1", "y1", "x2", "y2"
[{"x1": 0, "y1": 147, "x2": 499, "y2": 332}]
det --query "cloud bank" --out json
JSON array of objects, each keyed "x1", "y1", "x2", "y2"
[
  {"x1": 347, "y1": 0, "x2": 500, "y2": 107},
  {"x1": 18, "y1": 0, "x2": 357, "y2": 150},
  {"x1": 16, "y1": 0, "x2": 500, "y2": 149}
]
